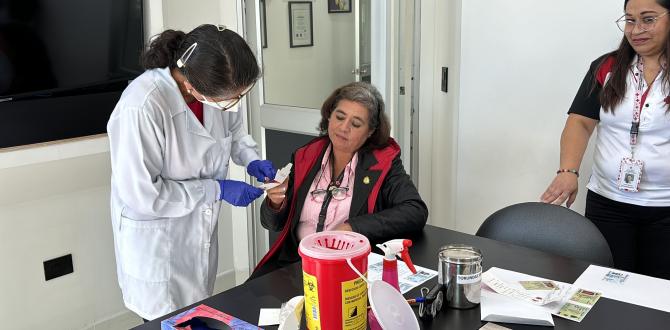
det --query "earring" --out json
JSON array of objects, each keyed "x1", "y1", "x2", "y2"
[{"x1": 187, "y1": 89, "x2": 192, "y2": 94}]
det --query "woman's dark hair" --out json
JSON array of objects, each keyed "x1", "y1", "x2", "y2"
[
  {"x1": 601, "y1": 0, "x2": 670, "y2": 111},
  {"x1": 140, "y1": 24, "x2": 260, "y2": 98},
  {"x1": 318, "y1": 82, "x2": 391, "y2": 150}
]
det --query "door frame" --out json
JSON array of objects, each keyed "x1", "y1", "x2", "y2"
[{"x1": 243, "y1": 0, "x2": 416, "y2": 271}]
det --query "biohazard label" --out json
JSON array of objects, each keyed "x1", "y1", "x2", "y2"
[
  {"x1": 303, "y1": 271, "x2": 321, "y2": 330},
  {"x1": 341, "y1": 274, "x2": 367, "y2": 330}
]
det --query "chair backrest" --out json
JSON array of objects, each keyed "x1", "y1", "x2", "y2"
[{"x1": 476, "y1": 202, "x2": 613, "y2": 266}]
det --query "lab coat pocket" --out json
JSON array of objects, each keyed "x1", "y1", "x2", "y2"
[{"x1": 118, "y1": 216, "x2": 170, "y2": 282}]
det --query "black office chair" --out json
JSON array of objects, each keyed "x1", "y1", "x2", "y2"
[{"x1": 476, "y1": 202, "x2": 613, "y2": 266}]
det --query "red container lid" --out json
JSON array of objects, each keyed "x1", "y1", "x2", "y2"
[{"x1": 299, "y1": 232, "x2": 370, "y2": 260}]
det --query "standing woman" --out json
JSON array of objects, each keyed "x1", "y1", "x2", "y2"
[
  {"x1": 541, "y1": 0, "x2": 670, "y2": 279},
  {"x1": 107, "y1": 24, "x2": 276, "y2": 320}
]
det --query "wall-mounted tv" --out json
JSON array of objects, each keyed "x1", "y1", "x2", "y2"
[{"x1": 0, "y1": 0, "x2": 144, "y2": 149}]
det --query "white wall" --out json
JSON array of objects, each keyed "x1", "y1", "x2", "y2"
[
  {"x1": 0, "y1": 147, "x2": 120, "y2": 330},
  {"x1": 262, "y1": 0, "x2": 355, "y2": 109},
  {"x1": 162, "y1": 0, "x2": 226, "y2": 31},
  {"x1": 417, "y1": 0, "x2": 461, "y2": 230},
  {"x1": 0, "y1": 1, "x2": 244, "y2": 329},
  {"x1": 420, "y1": 0, "x2": 622, "y2": 233}
]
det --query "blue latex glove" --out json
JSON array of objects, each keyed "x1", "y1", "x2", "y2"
[
  {"x1": 247, "y1": 159, "x2": 277, "y2": 182},
  {"x1": 218, "y1": 179, "x2": 263, "y2": 206}
]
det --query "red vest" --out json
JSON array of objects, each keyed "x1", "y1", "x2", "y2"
[{"x1": 253, "y1": 137, "x2": 400, "y2": 272}]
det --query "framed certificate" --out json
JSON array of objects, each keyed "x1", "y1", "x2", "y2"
[
  {"x1": 288, "y1": 2, "x2": 313, "y2": 48},
  {"x1": 328, "y1": 0, "x2": 351, "y2": 13}
]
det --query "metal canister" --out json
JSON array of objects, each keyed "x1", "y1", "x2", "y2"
[{"x1": 438, "y1": 244, "x2": 482, "y2": 309}]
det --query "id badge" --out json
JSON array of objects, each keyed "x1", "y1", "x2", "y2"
[{"x1": 617, "y1": 157, "x2": 643, "y2": 192}]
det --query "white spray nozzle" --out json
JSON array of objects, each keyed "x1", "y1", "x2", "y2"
[
  {"x1": 376, "y1": 239, "x2": 407, "y2": 258},
  {"x1": 376, "y1": 239, "x2": 417, "y2": 274}
]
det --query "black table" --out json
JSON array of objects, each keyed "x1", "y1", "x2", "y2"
[{"x1": 135, "y1": 225, "x2": 670, "y2": 329}]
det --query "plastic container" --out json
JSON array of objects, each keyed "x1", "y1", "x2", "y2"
[
  {"x1": 368, "y1": 280, "x2": 420, "y2": 330},
  {"x1": 298, "y1": 232, "x2": 371, "y2": 330},
  {"x1": 438, "y1": 244, "x2": 483, "y2": 309}
]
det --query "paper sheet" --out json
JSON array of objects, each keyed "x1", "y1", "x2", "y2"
[
  {"x1": 481, "y1": 289, "x2": 555, "y2": 327},
  {"x1": 480, "y1": 322, "x2": 512, "y2": 330},
  {"x1": 573, "y1": 265, "x2": 670, "y2": 313},
  {"x1": 366, "y1": 252, "x2": 438, "y2": 294},
  {"x1": 259, "y1": 163, "x2": 292, "y2": 190},
  {"x1": 481, "y1": 267, "x2": 603, "y2": 325},
  {"x1": 480, "y1": 268, "x2": 558, "y2": 326},
  {"x1": 258, "y1": 308, "x2": 280, "y2": 326},
  {"x1": 258, "y1": 296, "x2": 304, "y2": 328},
  {"x1": 483, "y1": 272, "x2": 570, "y2": 306}
]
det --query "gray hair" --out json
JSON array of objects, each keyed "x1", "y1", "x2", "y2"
[{"x1": 319, "y1": 82, "x2": 391, "y2": 149}]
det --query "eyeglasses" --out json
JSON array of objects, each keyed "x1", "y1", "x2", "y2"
[
  {"x1": 176, "y1": 41, "x2": 256, "y2": 110},
  {"x1": 189, "y1": 80, "x2": 256, "y2": 110},
  {"x1": 310, "y1": 165, "x2": 352, "y2": 203},
  {"x1": 616, "y1": 12, "x2": 669, "y2": 32},
  {"x1": 207, "y1": 81, "x2": 256, "y2": 110},
  {"x1": 310, "y1": 185, "x2": 350, "y2": 203}
]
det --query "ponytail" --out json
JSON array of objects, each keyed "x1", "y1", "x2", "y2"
[{"x1": 140, "y1": 30, "x2": 186, "y2": 70}]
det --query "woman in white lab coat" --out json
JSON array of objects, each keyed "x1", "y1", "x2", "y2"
[{"x1": 107, "y1": 24, "x2": 276, "y2": 321}]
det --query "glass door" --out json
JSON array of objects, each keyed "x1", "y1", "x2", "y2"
[
  {"x1": 244, "y1": 0, "x2": 413, "y2": 270},
  {"x1": 355, "y1": 0, "x2": 371, "y2": 83}
]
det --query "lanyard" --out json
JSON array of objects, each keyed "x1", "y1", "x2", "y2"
[
  {"x1": 315, "y1": 149, "x2": 347, "y2": 232},
  {"x1": 630, "y1": 57, "x2": 657, "y2": 155}
]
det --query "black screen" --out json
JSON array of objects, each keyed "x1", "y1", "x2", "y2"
[
  {"x1": 0, "y1": 0, "x2": 144, "y2": 148},
  {"x1": 0, "y1": 0, "x2": 144, "y2": 98}
]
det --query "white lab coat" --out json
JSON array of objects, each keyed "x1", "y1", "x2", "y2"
[{"x1": 107, "y1": 67, "x2": 260, "y2": 320}]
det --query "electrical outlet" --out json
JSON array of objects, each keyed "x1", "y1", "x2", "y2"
[{"x1": 44, "y1": 254, "x2": 73, "y2": 281}]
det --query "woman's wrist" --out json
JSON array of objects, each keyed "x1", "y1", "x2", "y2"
[
  {"x1": 267, "y1": 198, "x2": 285, "y2": 211},
  {"x1": 556, "y1": 168, "x2": 579, "y2": 177}
]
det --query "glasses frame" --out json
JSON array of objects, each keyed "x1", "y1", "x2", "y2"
[
  {"x1": 310, "y1": 185, "x2": 350, "y2": 202},
  {"x1": 309, "y1": 162, "x2": 352, "y2": 203},
  {"x1": 189, "y1": 80, "x2": 256, "y2": 111},
  {"x1": 200, "y1": 81, "x2": 257, "y2": 111},
  {"x1": 616, "y1": 11, "x2": 669, "y2": 33},
  {"x1": 176, "y1": 41, "x2": 256, "y2": 111}
]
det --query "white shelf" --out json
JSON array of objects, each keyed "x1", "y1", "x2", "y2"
[{"x1": 0, "y1": 134, "x2": 109, "y2": 170}]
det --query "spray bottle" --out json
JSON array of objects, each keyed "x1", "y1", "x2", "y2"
[
  {"x1": 368, "y1": 239, "x2": 417, "y2": 330},
  {"x1": 377, "y1": 239, "x2": 417, "y2": 291}
]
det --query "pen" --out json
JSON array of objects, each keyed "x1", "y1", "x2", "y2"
[{"x1": 367, "y1": 297, "x2": 426, "y2": 309}]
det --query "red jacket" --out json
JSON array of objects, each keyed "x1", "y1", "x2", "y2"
[{"x1": 253, "y1": 136, "x2": 427, "y2": 277}]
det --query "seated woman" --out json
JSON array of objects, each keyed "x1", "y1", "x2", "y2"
[{"x1": 252, "y1": 82, "x2": 428, "y2": 278}]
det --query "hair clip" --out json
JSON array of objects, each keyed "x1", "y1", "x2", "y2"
[
  {"x1": 217, "y1": 24, "x2": 226, "y2": 31},
  {"x1": 177, "y1": 42, "x2": 198, "y2": 68}
]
